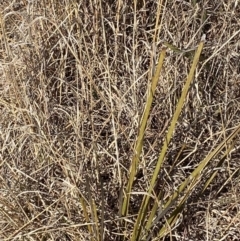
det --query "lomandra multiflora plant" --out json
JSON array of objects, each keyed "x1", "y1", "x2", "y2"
[
  {"x1": 80, "y1": 38, "x2": 240, "y2": 241},
  {"x1": 117, "y1": 40, "x2": 240, "y2": 241}
]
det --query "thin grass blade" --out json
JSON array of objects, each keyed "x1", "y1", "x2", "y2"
[
  {"x1": 86, "y1": 176, "x2": 100, "y2": 241},
  {"x1": 201, "y1": 142, "x2": 234, "y2": 194},
  {"x1": 121, "y1": 48, "x2": 166, "y2": 219},
  {"x1": 79, "y1": 196, "x2": 95, "y2": 241}
]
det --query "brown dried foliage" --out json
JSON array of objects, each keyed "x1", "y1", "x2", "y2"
[{"x1": 0, "y1": 0, "x2": 239, "y2": 240}]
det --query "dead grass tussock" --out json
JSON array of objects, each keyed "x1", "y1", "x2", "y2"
[{"x1": 0, "y1": 0, "x2": 240, "y2": 240}]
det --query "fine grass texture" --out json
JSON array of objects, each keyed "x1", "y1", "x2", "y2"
[{"x1": 1, "y1": 1, "x2": 240, "y2": 241}]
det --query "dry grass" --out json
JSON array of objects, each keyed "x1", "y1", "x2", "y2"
[{"x1": 0, "y1": 0, "x2": 240, "y2": 240}]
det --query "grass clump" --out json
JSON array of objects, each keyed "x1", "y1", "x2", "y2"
[{"x1": 0, "y1": 0, "x2": 240, "y2": 240}]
